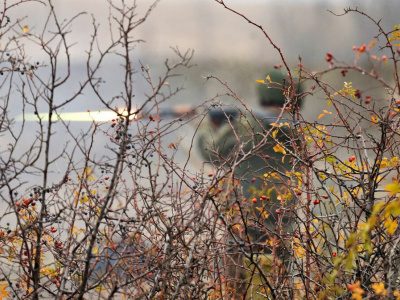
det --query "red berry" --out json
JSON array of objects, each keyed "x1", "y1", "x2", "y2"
[
  {"x1": 252, "y1": 198, "x2": 257, "y2": 203},
  {"x1": 251, "y1": 177, "x2": 256, "y2": 183},
  {"x1": 321, "y1": 195, "x2": 329, "y2": 199},
  {"x1": 275, "y1": 209, "x2": 280, "y2": 214},
  {"x1": 264, "y1": 155, "x2": 270, "y2": 159},
  {"x1": 261, "y1": 195, "x2": 267, "y2": 200},
  {"x1": 313, "y1": 200, "x2": 320, "y2": 205},
  {"x1": 332, "y1": 253, "x2": 336, "y2": 257}
]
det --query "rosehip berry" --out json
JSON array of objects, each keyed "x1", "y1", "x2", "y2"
[
  {"x1": 321, "y1": 195, "x2": 329, "y2": 199},
  {"x1": 251, "y1": 177, "x2": 256, "y2": 183},
  {"x1": 252, "y1": 198, "x2": 257, "y2": 203},
  {"x1": 275, "y1": 209, "x2": 280, "y2": 214},
  {"x1": 313, "y1": 199, "x2": 320, "y2": 205}
]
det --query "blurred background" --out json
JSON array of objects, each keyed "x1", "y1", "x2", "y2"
[
  {"x1": 10, "y1": 0, "x2": 400, "y2": 108},
  {"x1": 4, "y1": 0, "x2": 400, "y2": 181}
]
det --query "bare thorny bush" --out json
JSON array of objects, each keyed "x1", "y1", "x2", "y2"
[{"x1": 1, "y1": 0, "x2": 400, "y2": 299}]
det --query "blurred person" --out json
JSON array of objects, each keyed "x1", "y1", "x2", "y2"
[{"x1": 198, "y1": 68, "x2": 304, "y2": 296}]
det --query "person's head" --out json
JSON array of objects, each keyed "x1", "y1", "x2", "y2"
[{"x1": 257, "y1": 69, "x2": 303, "y2": 109}]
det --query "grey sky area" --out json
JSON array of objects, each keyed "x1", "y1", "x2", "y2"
[{"x1": 8, "y1": 0, "x2": 398, "y2": 108}]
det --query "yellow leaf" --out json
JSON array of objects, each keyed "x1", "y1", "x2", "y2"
[
  {"x1": 23, "y1": 25, "x2": 29, "y2": 33},
  {"x1": 318, "y1": 113, "x2": 325, "y2": 119},
  {"x1": 371, "y1": 116, "x2": 378, "y2": 124},
  {"x1": 351, "y1": 294, "x2": 362, "y2": 300},
  {"x1": 385, "y1": 199, "x2": 400, "y2": 217},
  {"x1": 385, "y1": 218, "x2": 398, "y2": 235},
  {"x1": 385, "y1": 181, "x2": 400, "y2": 195},
  {"x1": 273, "y1": 144, "x2": 286, "y2": 155},
  {"x1": 266, "y1": 75, "x2": 271, "y2": 82},
  {"x1": 348, "y1": 281, "x2": 365, "y2": 298},
  {"x1": 93, "y1": 245, "x2": 98, "y2": 254},
  {"x1": 256, "y1": 80, "x2": 265, "y2": 83},
  {"x1": 0, "y1": 282, "x2": 9, "y2": 298},
  {"x1": 371, "y1": 282, "x2": 386, "y2": 296},
  {"x1": 232, "y1": 224, "x2": 241, "y2": 231},
  {"x1": 272, "y1": 129, "x2": 279, "y2": 139}
]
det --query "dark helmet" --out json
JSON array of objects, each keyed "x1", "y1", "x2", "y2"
[{"x1": 257, "y1": 69, "x2": 303, "y2": 108}]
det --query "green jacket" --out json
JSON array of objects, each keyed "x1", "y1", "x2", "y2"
[{"x1": 198, "y1": 110, "x2": 295, "y2": 233}]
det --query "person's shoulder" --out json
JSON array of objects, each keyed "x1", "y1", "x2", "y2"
[{"x1": 238, "y1": 111, "x2": 288, "y2": 128}]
